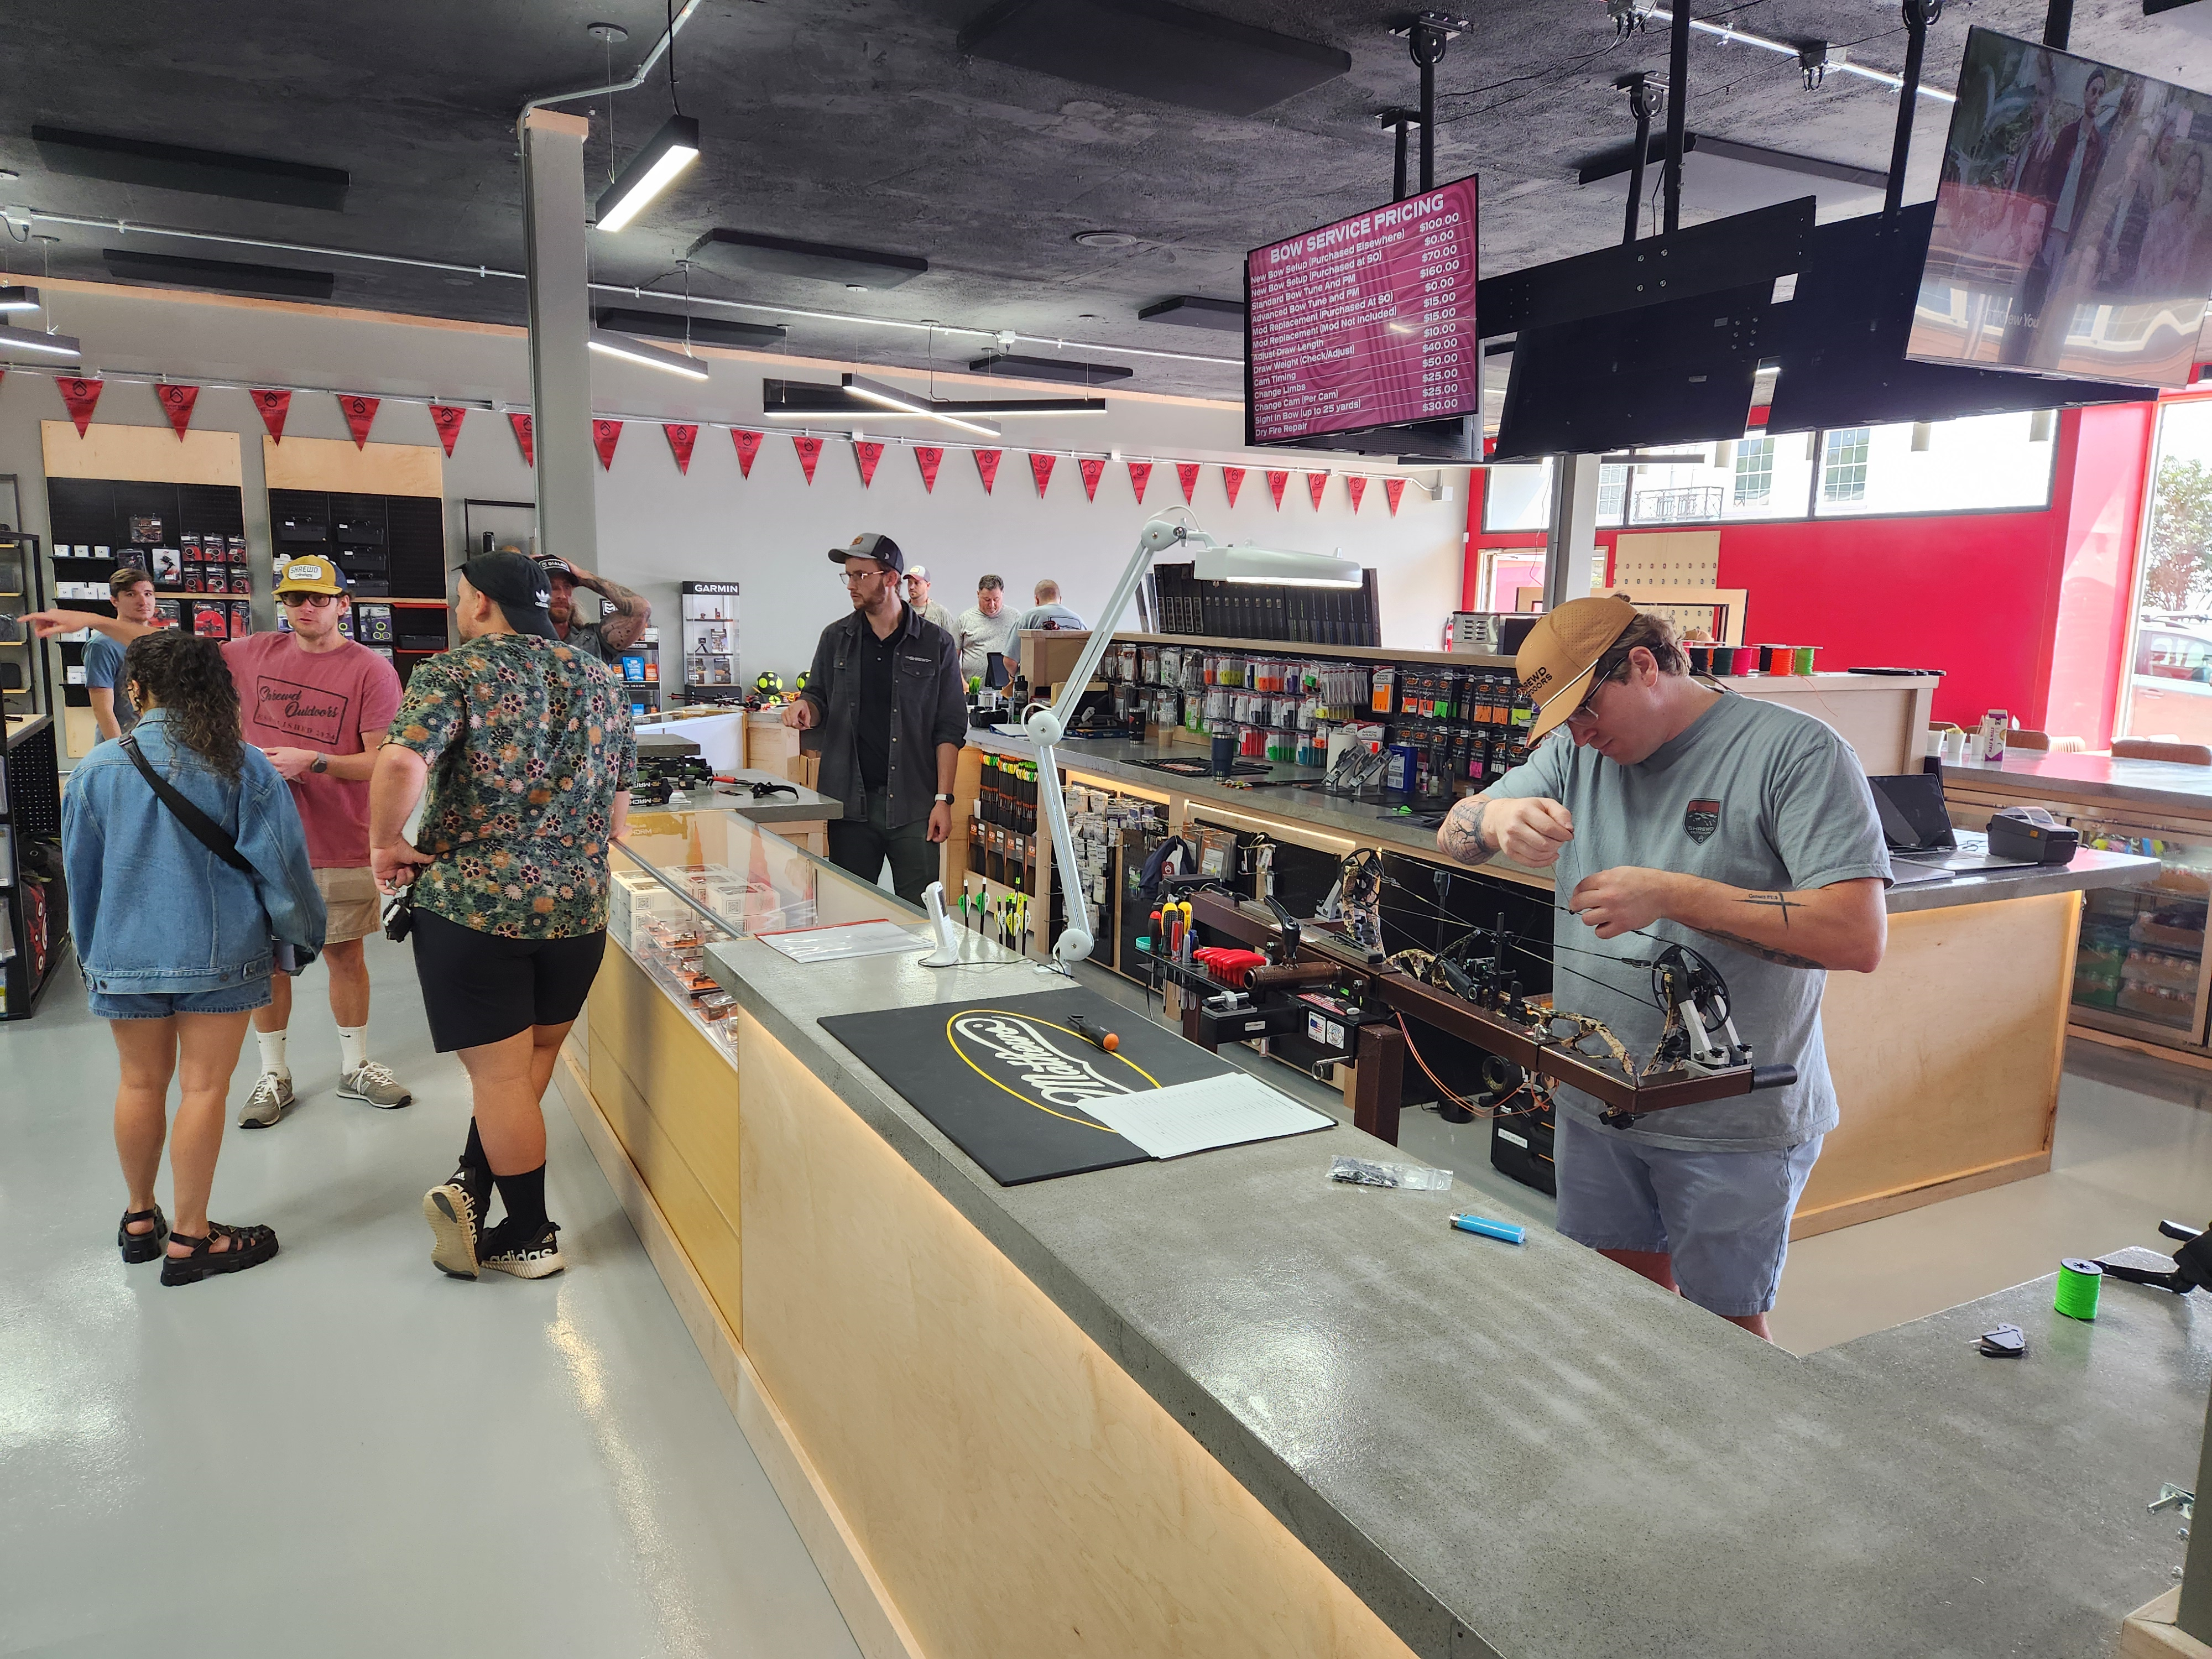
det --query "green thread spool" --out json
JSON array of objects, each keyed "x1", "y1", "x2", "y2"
[
  {"x1": 1793, "y1": 645, "x2": 1818, "y2": 676},
  {"x1": 2054, "y1": 1258, "x2": 2103, "y2": 1321}
]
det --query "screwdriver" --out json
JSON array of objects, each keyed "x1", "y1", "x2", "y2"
[{"x1": 1068, "y1": 1014, "x2": 1120, "y2": 1053}]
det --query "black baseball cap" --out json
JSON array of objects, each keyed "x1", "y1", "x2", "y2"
[
  {"x1": 458, "y1": 550, "x2": 559, "y2": 640},
  {"x1": 827, "y1": 531, "x2": 904, "y2": 576},
  {"x1": 531, "y1": 550, "x2": 576, "y2": 582}
]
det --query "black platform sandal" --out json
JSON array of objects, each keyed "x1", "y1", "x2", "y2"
[
  {"x1": 160, "y1": 1222, "x2": 279, "y2": 1287},
  {"x1": 118, "y1": 1206, "x2": 169, "y2": 1264}
]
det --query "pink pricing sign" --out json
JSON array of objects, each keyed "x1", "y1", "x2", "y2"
[{"x1": 1245, "y1": 175, "x2": 1480, "y2": 446}]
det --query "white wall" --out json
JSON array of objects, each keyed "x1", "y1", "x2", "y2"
[{"x1": 0, "y1": 280, "x2": 1469, "y2": 686}]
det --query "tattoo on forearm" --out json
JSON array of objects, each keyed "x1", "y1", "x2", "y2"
[
  {"x1": 1705, "y1": 930, "x2": 1824, "y2": 969},
  {"x1": 593, "y1": 577, "x2": 645, "y2": 615},
  {"x1": 1740, "y1": 890, "x2": 1802, "y2": 928},
  {"x1": 1438, "y1": 797, "x2": 1489, "y2": 864}
]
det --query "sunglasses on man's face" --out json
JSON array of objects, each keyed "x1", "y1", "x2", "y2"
[{"x1": 280, "y1": 592, "x2": 338, "y2": 609}]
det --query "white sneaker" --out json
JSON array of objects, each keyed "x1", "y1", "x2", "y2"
[
  {"x1": 238, "y1": 1072, "x2": 295, "y2": 1129},
  {"x1": 336, "y1": 1061, "x2": 413, "y2": 1110}
]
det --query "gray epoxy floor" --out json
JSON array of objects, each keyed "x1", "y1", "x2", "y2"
[{"x1": 0, "y1": 937, "x2": 860, "y2": 1659}]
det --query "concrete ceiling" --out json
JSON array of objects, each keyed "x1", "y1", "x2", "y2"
[{"x1": 4, "y1": 0, "x2": 2212, "y2": 404}]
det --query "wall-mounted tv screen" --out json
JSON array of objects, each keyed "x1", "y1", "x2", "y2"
[
  {"x1": 1245, "y1": 174, "x2": 1479, "y2": 446},
  {"x1": 1909, "y1": 28, "x2": 2212, "y2": 388}
]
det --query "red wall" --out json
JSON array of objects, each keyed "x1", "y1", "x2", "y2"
[{"x1": 1462, "y1": 404, "x2": 2156, "y2": 738}]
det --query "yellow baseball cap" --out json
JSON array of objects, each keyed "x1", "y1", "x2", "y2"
[
  {"x1": 274, "y1": 554, "x2": 347, "y2": 596},
  {"x1": 1517, "y1": 595, "x2": 1640, "y2": 744}
]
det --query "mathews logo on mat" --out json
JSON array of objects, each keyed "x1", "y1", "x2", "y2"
[{"x1": 948, "y1": 1013, "x2": 1144, "y2": 1114}]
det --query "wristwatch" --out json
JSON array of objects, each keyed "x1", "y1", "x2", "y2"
[
  {"x1": 934, "y1": 792, "x2": 954, "y2": 804},
  {"x1": 310, "y1": 754, "x2": 329, "y2": 775}
]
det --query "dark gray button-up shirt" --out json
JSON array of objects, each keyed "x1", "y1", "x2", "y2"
[{"x1": 800, "y1": 602, "x2": 967, "y2": 829}]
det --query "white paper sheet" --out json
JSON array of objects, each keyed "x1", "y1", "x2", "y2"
[
  {"x1": 757, "y1": 919, "x2": 934, "y2": 964},
  {"x1": 1084, "y1": 1072, "x2": 1333, "y2": 1161}
]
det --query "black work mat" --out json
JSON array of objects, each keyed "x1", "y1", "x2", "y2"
[
  {"x1": 1133, "y1": 756, "x2": 1272, "y2": 778},
  {"x1": 818, "y1": 987, "x2": 1235, "y2": 1185}
]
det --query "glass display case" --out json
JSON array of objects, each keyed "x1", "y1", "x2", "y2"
[{"x1": 2067, "y1": 816, "x2": 2212, "y2": 1042}]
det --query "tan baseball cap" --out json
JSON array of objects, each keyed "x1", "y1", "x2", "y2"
[
  {"x1": 1516, "y1": 594, "x2": 1640, "y2": 744},
  {"x1": 273, "y1": 553, "x2": 346, "y2": 596}
]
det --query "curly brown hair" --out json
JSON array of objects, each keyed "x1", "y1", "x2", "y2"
[{"x1": 122, "y1": 632, "x2": 245, "y2": 780}]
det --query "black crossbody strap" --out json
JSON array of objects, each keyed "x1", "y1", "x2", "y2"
[{"x1": 120, "y1": 733, "x2": 255, "y2": 875}]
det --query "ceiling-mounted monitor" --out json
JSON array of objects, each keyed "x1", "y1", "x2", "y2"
[
  {"x1": 1908, "y1": 27, "x2": 2212, "y2": 388},
  {"x1": 1245, "y1": 175, "x2": 1479, "y2": 447}
]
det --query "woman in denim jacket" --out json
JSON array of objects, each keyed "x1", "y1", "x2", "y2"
[{"x1": 62, "y1": 633, "x2": 325, "y2": 1286}]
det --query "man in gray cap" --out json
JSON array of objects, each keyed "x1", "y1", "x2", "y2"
[
  {"x1": 784, "y1": 533, "x2": 966, "y2": 905},
  {"x1": 904, "y1": 564, "x2": 954, "y2": 634}
]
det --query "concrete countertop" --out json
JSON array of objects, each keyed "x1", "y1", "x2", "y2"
[
  {"x1": 972, "y1": 731, "x2": 2159, "y2": 915},
  {"x1": 704, "y1": 910, "x2": 2206, "y2": 1658},
  {"x1": 1949, "y1": 751, "x2": 2212, "y2": 820}
]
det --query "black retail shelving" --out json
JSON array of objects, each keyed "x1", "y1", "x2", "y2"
[{"x1": 2, "y1": 520, "x2": 67, "y2": 1020}]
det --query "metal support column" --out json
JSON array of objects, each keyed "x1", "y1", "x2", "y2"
[
  {"x1": 1543, "y1": 455, "x2": 1603, "y2": 612},
  {"x1": 1662, "y1": 0, "x2": 1691, "y2": 233},
  {"x1": 1620, "y1": 74, "x2": 1665, "y2": 244},
  {"x1": 1884, "y1": 0, "x2": 1941, "y2": 218},
  {"x1": 519, "y1": 107, "x2": 598, "y2": 570}
]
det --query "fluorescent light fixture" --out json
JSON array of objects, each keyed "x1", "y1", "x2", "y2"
[
  {"x1": 594, "y1": 113, "x2": 702, "y2": 233},
  {"x1": 1192, "y1": 541, "x2": 1365, "y2": 588},
  {"x1": 0, "y1": 321, "x2": 81, "y2": 359},
  {"x1": 0, "y1": 285, "x2": 39, "y2": 312},
  {"x1": 587, "y1": 326, "x2": 709, "y2": 380},
  {"x1": 840, "y1": 373, "x2": 1003, "y2": 438}
]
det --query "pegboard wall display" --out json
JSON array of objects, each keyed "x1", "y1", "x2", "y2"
[
  {"x1": 1610, "y1": 530, "x2": 1721, "y2": 590},
  {"x1": 268, "y1": 489, "x2": 449, "y2": 675}
]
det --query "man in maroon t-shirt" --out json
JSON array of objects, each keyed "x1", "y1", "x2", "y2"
[{"x1": 32, "y1": 553, "x2": 412, "y2": 1124}]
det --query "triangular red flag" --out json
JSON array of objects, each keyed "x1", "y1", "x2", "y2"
[
  {"x1": 508, "y1": 411, "x2": 535, "y2": 467},
  {"x1": 732, "y1": 429, "x2": 763, "y2": 477},
  {"x1": 1029, "y1": 453, "x2": 1056, "y2": 497},
  {"x1": 57, "y1": 377, "x2": 102, "y2": 437},
  {"x1": 338, "y1": 394, "x2": 379, "y2": 450},
  {"x1": 1347, "y1": 475, "x2": 1367, "y2": 512},
  {"x1": 1306, "y1": 472, "x2": 1328, "y2": 510},
  {"x1": 793, "y1": 434, "x2": 823, "y2": 483},
  {"x1": 854, "y1": 440, "x2": 884, "y2": 487},
  {"x1": 1177, "y1": 462, "x2": 1201, "y2": 503},
  {"x1": 1077, "y1": 457, "x2": 1104, "y2": 500},
  {"x1": 155, "y1": 383, "x2": 199, "y2": 441},
  {"x1": 1266, "y1": 470, "x2": 1289, "y2": 509},
  {"x1": 1384, "y1": 478, "x2": 1406, "y2": 516},
  {"x1": 915, "y1": 446, "x2": 943, "y2": 493},
  {"x1": 974, "y1": 448, "x2": 1002, "y2": 493},
  {"x1": 592, "y1": 419, "x2": 623, "y2": 469},
  {"x1": 249, "y1": 388, "x2": 291, "y2": 443},
  {"x1": 1128, "y1": 460, "x2": 1152, "y2": 503},
  {"x1": 664, "y1": 422, "x2": 697, "y2": 474},
  {"x1": 429, "y1": 404, "x2": 467, "y2": 457},
  {"x1": 1222, "y1": 465, "x2": 1245, "y2": 507}
]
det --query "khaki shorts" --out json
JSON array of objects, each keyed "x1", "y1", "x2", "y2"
[{"x1": 315, "y1": 865, "x2": 382, "y2": 945}]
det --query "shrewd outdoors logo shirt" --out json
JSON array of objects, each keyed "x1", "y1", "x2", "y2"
[{"x1": 387, "y1": 634, "x2": 637, "y2": 940}]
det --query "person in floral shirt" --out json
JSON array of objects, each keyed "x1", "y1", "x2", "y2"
[{"x1": 368, "y1": 551, "x2": 635, "y2": 1283}]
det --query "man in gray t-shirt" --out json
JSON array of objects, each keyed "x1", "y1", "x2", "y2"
[{"x1": 1436, "y1": 597, "x2": 1890, "y2": 1338}]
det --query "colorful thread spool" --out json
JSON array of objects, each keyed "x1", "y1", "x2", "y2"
[
  {"x1": 1793, "y1": 644, "x2": 1818, "y2": 676},
  {"x1": 2054, "y1": 1258, "x2": 2103, "y2": 1321}
]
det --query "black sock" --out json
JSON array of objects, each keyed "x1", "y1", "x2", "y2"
[
  {"x1": 494, "y1": 1164, "x2": 549, "y2": 1235},
  {"x1": 460, "y1": 1120, "x2": 486, "y2": 1175}
]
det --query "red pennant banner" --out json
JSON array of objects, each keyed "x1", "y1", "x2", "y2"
[
  {"x1": 1177, "y1": 462, "x2": 1201, "y2": 503},
  {"x1": 1347, "y1": 475, "x2": 1367, "y2": 512},
  {"x1": 592, "y1": 419, "x2": 623, "y2": 470},
  {"x1": 57, "y1": 377, "x2": 102, "y2": 436},
  {"x1": 974, "y1": 448, "x2": 1002, "y2": 493},
  {"x1": 1266, "y1": 469, "x2": 1289, "y2": 509},
  {"x1": 793, "y1": 434, "x2": 823, "y2": 483},
  {"x1": 1128, "y1": 460, "x2": 1152, "y2": 503},
  {"x1": 1306, "y1": 472, "x2": 1328, "y2": 510},
  {"x1": 428, "y1": 404, "x2": 467, "y2": 457},
  {"x1": 1222, "y1": 465, "x2": 1245, "y2": 507},
  {"x1": 854, "y1": 440, "x2": 884, "y2": 487},
  {"x1": 1029, "y1": 452, "x2": 1056, "y2": 497},
  {"x1": 508, "y1": 411, "x2": 535, "y2": 467},
  {"x1": 155, "y1": 383, "x2": 199, "y2": 441},
  {"x1": 915, "y1": 446, "x2": 943, "y2": 493},
  {"x1": 1384, "y1": 477, "x2": 1406, "y2": 516},
  {"x1": 732, "y1": 429, "x2": 763, "y2": 477},
  {"x1": 664, "y1": 422, "x2": 698, "y2": 474},
  {"x1": 249, "y1": 388, "x2": 291, "y2": 444},
  {"x1": 338, "y1": 394, "x2": 379, "y2": 450},
  {"x1": 1077, "y1": 456, "x2": 1104, "y2": 500}
]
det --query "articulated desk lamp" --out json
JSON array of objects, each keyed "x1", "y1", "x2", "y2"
[{"x1": 1024, "y1": 509, "x2": 1365, "y2": 972}]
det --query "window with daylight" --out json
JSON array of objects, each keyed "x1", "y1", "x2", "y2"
[
  {"x1": 1733, "y1": 437, "x2": 1775, "y2": 505},
  {"x1": 1822, "y1": 428, "x2": 1871, "y2": 503}
]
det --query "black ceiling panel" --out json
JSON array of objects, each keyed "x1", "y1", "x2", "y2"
[
  {"x1": 686, "y1": 229, "x2": 927, "y2": 289},
  {"x1": 595, "y1": 307, "x2": 787, "y2": 348},
  {"x1": 1138, "y1": 295, "x2": 1245, "y2": 331},
  {"x1": 33, "y1": 125, "x2": 348, "y2": 211},
  {"x1": 966, "y1": 352, "x2": 1133, "y2": 384},
  {"x1": 103, "y1": 248, "x2": 336, "y2": 299}
]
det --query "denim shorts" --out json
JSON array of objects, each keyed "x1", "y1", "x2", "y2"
[
  {"x1": 1552, "y1": 1112, "x2": 1823, "y2": 1318},
  {"x1": 88, "y1": 980, "x2": 273, "y2": 1022}
]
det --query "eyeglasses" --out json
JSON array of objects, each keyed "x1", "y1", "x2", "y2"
[
  {"x1": 280, "y1": 592, "x2": 339, "y2": 609},
  {"x1": 1566, "y1": 651, "x2": 1633, "y2": 725},
  {"x1": 839, "y1": 569, "x2": 889, "y2": 587}
]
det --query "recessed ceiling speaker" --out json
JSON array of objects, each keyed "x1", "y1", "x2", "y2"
[
  {"x1": 594, "y1": 307, "x2": 787, "y2": 347},
  {"x1": 1137, "y1": 295, "x2": 1245, "y2": 331},
  {"x1": 685, "y1": 228, "x2": 928, "y2": 289},
  {"x1": 102, "y1": 248, "x2": 337, "y2": 300},
  {"x1": 967, "y1": 353, "x2": 1133, "y2": 384},
  {"x1": 957, "y1": 0, "x2": 1349, "y2": 117},
  {"x1": 34, "y1": 126, "x2": 349, "y2": 211}
]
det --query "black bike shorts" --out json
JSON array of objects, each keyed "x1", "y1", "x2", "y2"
[{"x1": 410, "y1": 909, "x2": 607, "y2": 1053}]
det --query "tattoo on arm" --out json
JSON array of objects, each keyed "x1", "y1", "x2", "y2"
[
  {"x1": 1438, "y1": 797, "x2": 1489, "y2": 864},
  {"x1": 1740, "y1": 891, "x2": 1802, "y2": 928},
  {"x1": 592, "y1": 577, "x2": 645, "y2": 616},
  {"x1": 1704, "y1": 930, "x2": 1824, "y2": 970},
  {"x1": 592, "y1": 578, "x2": 650, "y2": 650}
]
